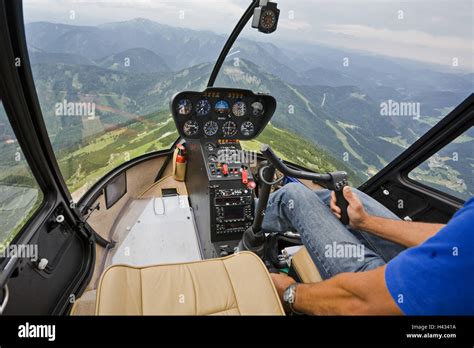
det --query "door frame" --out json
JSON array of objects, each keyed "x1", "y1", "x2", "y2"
[
  {"x1": 361, "y1": 93, "x2": 474, "y2": 208},
  {"x1": 0, "y1": 0, "x2": 94, "y2": 312}
]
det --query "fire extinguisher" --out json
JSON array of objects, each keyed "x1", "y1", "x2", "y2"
[{"x1": 173, "y1": 143, "x2": 187, "y2": 181}]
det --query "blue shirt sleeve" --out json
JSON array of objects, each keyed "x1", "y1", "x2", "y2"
[{"x1": 385, "y1": 197, "x2": 474, "y2": 315}]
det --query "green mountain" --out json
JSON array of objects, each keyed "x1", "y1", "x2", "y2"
[
  {"x1": 21, "y1": 18, "x2": 473, "y2": 198},
  {"x1": 29, "y1": 56, "x2": 472, "y2": 192},
  {"x1": 242, "y1": 124, "x2": 362, "y2": 186},
  {"x1": 27, "y1": 59, "x2": 370, "y2": 192},
  {"x1": 96, "y1": 48, "x2": 170, "y2": 73}
]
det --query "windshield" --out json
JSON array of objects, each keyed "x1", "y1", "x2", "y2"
[
  {"x1": 215, "y1": 0, "x2": 473, "y2": 190},
  {"x1": 23, "y1": 0, "x2": 473, "y2": 197},
  {"x1": 23, "y1": 0, "x2": 243, "y2": 199}
]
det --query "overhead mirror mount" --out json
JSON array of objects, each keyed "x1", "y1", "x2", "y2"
[{"x1": 251, "y1": 0, "x2": 280, "y2": 34}]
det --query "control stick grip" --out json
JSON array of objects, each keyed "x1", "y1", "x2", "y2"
[{"x1": 335, "y1": 188, "x2": 350, "y2": 225}]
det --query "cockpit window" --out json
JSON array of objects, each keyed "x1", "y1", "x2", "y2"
[
  {"x1": 408, "y1": 127, "x2": 473, "y2": 201},
  {"x1": 22, "y1": 0, "x2": 242, "y2": 199},
  {"x1": 22, "y1": 0, "x2": 472, "y2": 194},
  {"x1": 214, "y1": 0, "x2": 473, "y2": 187},
  {"x1": 0, "y1": 101, "x2": 44, "y2": 249}
]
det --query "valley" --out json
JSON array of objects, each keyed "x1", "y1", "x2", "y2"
[{"x1": 4, "y1": 18, "x2": 470, "y2": 199}]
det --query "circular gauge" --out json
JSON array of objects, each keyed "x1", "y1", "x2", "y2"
[
  {"x1": 183, "y1": 120, "x2": 199, "y2": 136},
  {"x1": 208, "y1": 154, "x2": 218, "y2": 163},
  {"x1": 214, "y1": 100, "x2": 230, "y2": 115},
  {"x1": 205, "y1": 142, "x2": 216, "y2": 151},
  {"x1": 260, "y1": 9, "x2": 277, "y2": 30},
  {"x1": 250, "y1": 101, "x2": 264, "y2": 116},
  {"x1": 232, "y1": 100, "x2": 247, "y2": 117},
  {"x1": 222, "y1": 121, "x2": 237, "y2": 137},
  {"x1": 196, "y1": 99, "x2": 211, "y2": 116},
  {"x1": 176, "y1": 99, "x2": 192, "y2": 116},
  {"x1": 241, "y1": 121, "x2": 255, "y2": 137},
  {"x1": 203, "y1": 120, "x2": 219, "y2": 136}
]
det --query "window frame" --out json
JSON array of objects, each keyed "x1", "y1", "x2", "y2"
[
  {"x1": 0, "y1": 0, "x2": 85, "y2": 274},
  {"x1": 362, "y1": 94, "x2": 473, "y2": 205}
]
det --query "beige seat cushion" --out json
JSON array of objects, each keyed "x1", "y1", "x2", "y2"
[
  {"x1": 96, "y1": 251, "x2": 285, "y2": 315},
  {"x1": 70, "y1": 290, "x2": 97, "y2": 316},
  {"x1": 292, "y1": 247, "x2": 323, "y2": 283}
]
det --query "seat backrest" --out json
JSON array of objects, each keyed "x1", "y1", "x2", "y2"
[
  {"x1": 291, "y1": 247, "x2": 323, "y2": 283},
  {"x1": 95, "y1": 251, "x2": 285, "y2": 315}
]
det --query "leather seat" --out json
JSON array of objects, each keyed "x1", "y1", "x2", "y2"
[
  {"x1": 291, "y1": 247, "x2": 323, "y2": 283},
  {"x1": 95, "y1": 251, "x2": 285, "y2": 315}
]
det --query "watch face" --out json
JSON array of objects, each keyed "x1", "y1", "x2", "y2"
[
  {"x1": 283, "y1": 289, "x2": 290, "y2": 302},
  {"x1": 283, "y1": 284, "x2": 296, "y2": 304}
]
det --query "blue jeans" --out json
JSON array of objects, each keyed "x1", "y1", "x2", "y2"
[{"x1": 261, "y1": 183, "x2": 406, "y2": 280}]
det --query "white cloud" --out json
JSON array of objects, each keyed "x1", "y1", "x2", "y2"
[
  {"x1": 318, "y1": 24, "x2": 473, "y2": 69},
  {"x1": 279, "y1": 19, "x2": 311, "y2": 31},
  {"x1": 324, "y1": 24, "x2": 471, "y2": 52},
  {"x1": 22, "y1": 0, "x2": 473, "y2": 70}
]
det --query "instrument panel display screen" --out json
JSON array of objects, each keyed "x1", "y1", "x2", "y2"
[
  {"x1": 223, "y1": 205, "x2": 245, "y2": 221},
  {"x1": 170, "y1": 88, "x2": 276, "y2": 140}
]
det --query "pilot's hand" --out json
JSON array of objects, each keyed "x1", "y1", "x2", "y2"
[{"x1": 330, "y1": 186, "x2": 369, "y2": 229}]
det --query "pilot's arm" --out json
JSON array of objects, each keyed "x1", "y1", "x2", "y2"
[
  {"x1": 331, "y1": 186, "x2": 445, "y2": 247},
  {"x1": 272, "y1": 194, "x2": 474, "y2": 315},
  {"x1": 271, "y1": 267, "x2": 401, "y2": 315}
]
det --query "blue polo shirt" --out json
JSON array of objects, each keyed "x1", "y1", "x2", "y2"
[{"x1": 385, "y1": 197, "x2": 474, "y2": 315}]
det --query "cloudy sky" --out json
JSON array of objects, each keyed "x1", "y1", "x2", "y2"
[{"x1": 23, "y1": 0, "x2": 473, "y2": 71}]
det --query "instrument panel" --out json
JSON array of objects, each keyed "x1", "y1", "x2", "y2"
[{"x1": 170, "y1": 88, "x2": 276, "y2": 140}]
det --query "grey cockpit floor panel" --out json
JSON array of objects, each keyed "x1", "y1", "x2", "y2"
[{"x1": 105, "y1": 195, "x2": 202, "y2": 268}]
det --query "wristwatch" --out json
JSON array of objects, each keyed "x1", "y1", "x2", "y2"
[{"x1": 282, "y1": 283, "x2": 302, "y2": 315}]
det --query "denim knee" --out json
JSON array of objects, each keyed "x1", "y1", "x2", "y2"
[{"x1": 279, "y1": 183, "x2": 317, "y2": 201}]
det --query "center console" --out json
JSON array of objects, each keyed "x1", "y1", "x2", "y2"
[
  {"x1": 170, "y1": 87, "x2": 276, "y2": 258},
  {"x1": 186, "y1": 140, "x2": 256, "y2": 258}
]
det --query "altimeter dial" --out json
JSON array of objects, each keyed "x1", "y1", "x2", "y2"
[
  {"x1": 232, "y1": 100, "x2": 247, "y2": 117},
  {"x1": 196, "y1": 99, "x2": 211, "y2": 116},
  {"x1": 183, "y1": 120, "x2": 199, "y2": 136}
]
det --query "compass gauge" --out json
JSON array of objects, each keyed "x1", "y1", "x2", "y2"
[
  {"x1": 260, "y1": 10, "x2": 276, "y2": 30},
  {"x1": 252, "y1": 2, "x2": 280, "y2": 34}
]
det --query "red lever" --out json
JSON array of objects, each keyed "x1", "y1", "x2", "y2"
[
  {"x1": 222, "y1": 164, "x2": 229, "y2": 176},
  {"x1": 241, "y1": 168, "x2": 248, "y2": 184}
]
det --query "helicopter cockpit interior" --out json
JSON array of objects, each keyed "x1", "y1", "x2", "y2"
[
  {"x1": 76, "y1": 82, "x2": 344, "y2": 315},
  {"x1": 0, "y1": 0, "x2": 472, "y2": 324}
]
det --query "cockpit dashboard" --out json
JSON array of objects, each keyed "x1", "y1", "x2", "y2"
[{"x1": 171, "y1": 88, "x2": 276, "y2": 141}]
